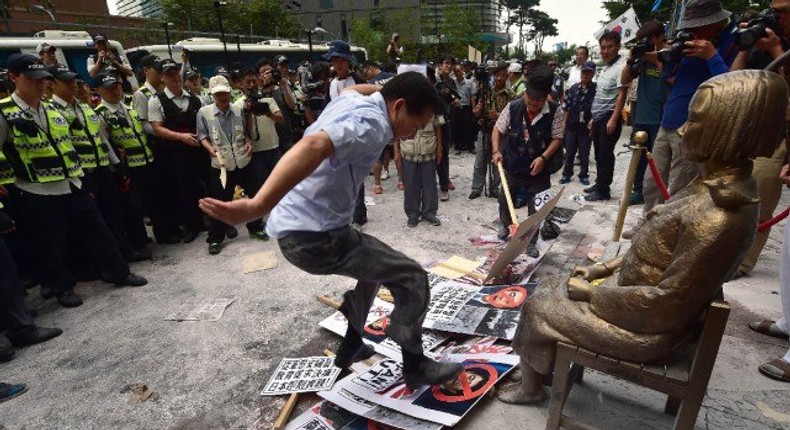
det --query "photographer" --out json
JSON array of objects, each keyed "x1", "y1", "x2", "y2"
[
  {"x1": 237, "y1": 60, "x2": 284, "y2": 220},
  {"x1": 730, "y1": 0, "x2": 790, "y2": 279},
  {"x1": 470, "y1": 62, "x2": 514, "y2": 200},
  {"x1": 620, "y1": 20, "x2": 668, "y2": 208},
  {"x1": 87, "y1": 34, "x2": 132, "y2": 79},
  {"x1": 639, "y1": 0, "x2": 738, "y2": 221},
  {"x1": 303, "y1": 62, "x2": 331, "y2": 125},
  {"x1": 436, "y1": 55, "x2": 460, "y2": 201}
]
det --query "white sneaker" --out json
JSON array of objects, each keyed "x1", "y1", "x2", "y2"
[
  {"x1": 440, "y1": 191, "x2": 449, "y2": 201},
  {"x1": 380, "y1": 169, "x2": 390, "y2": 180}
]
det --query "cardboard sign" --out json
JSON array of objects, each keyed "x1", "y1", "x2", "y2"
[
  {"x1": 285, "y1": 399, "x2": 441, "y2": 430},
  {"x1": 319, "y1": 298, "x2": 449, "y2": 361},
  {"x1": 328, "y1": 353, "x2": 519, "y2": 426},
  {"x1": 423, "y1": 281, "x2": 537, "y2": 340},
  {"x1": 484, "y1": 187, "x2": 564, "y2": 283},
  {"x1": 262, "y1": 357, "x2": 341, "y2": 396},
  {"x1": 428, "y1": 256, "x2": 484, "y2": 280},
  {"x1": 242, "y1": 251, "x2": 278, "y2": 274}
]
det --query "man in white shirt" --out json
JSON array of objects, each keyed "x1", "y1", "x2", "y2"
[
  {"x1": 325, "y1": 41, "x2": 360, "y2": 100},
  {"x1": 566, "y1": 46, "x2": 591, "y2": 89},
  {"x1": 199, "y1": 73, "x2": 464, "y2": 388}
]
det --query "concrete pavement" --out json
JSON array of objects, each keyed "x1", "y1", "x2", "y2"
[{"x1": 1, "y1": 127, "x2": 789, "y2": 429}]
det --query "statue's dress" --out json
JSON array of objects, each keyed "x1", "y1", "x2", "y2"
[{"x1": 514, "y1": 166, "x2": 759, "y2": 375}]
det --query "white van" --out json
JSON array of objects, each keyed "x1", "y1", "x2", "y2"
[
  {"x1": 126, "y1": 38, "x2": 367, "y2": 77},
  {"x1": 0, "y1": 30, "x2": 139, "y2": 88}
]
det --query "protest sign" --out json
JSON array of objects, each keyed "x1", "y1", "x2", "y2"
[
  {"x1": 285, "y1": 399, "x2": 441, "y2": 430},
  {"x1": 262, "y1": 357, "x2": 341, "y2": 396},
  {"x1": 423, "y1": 280, "x2": 537, "y2": 340},
  {"x1": 331, "y1": 353, "x2": 519, "y2": 426},
  {"x1": 319, "y1": 298, "x2": 449, "y2": 361}
]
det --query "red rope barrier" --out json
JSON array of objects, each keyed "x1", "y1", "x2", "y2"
[
  {"x1": 646, "y1": 153, "x2": 671, "y2": 201},
  {"x1": 758, "y1": 207, "x2": 790, "y2": 232}
]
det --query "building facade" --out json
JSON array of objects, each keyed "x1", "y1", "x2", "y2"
[
  {"x1": 115, "y1": 0, "x2": 163, "y2": 19},
  {"x1": 285, "y1": 0, "x2": 504, "y2": 42}
]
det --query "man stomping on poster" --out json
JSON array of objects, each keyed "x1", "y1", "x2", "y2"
[{"x1": 199, "y1": 72, "x2": 464, "y2": 389}]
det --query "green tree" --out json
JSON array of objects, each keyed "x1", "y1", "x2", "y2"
[
  {"x1": 526, "y1": 9, "x2": 558, "y2": 55},
  {"x1": 159, "y1": 0, "x2": 299, "y2": 38},
  {"x1": 350, "y1": 16, "x2": 386, "y2": 61}
]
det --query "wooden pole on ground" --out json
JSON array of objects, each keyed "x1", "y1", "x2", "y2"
[
  {"x1": 496, "y1": 162, "x2": 519, "y2": 237},
  {"x1": 613, "y1": 131, "x2": 647, "y2": 242},
  {"x1": 272, "y1": 393, "x2": 299, "y2": 430}
]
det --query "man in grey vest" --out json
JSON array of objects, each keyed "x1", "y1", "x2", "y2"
[{"x1": 197, "y1": 76, "x2": 267, "y2": 255}]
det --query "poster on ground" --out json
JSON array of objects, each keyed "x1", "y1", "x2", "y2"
[
  {"x1": 319, "y1": 298, "x2": 449, "y2": 361},
  {"x1": 261, "y1": 357, "x2": 341, "y2": 396},
  {"x1": 423, "y1": 280, "x2": 537, "y2": 340},
  {"x1": 327, "y1": 353, "x2": 519, "y2": 426},
  {"x1": 285, "y1": 399, "x2": 441, "y2": 430}
]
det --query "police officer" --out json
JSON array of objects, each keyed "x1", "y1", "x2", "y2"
[
  {"x1": 96, "y1": 73, "x2": 181, "y2": 249},
  {"x1": 48, "y1": 63, "x2": 150, "y2": 263},
  {"x1": 0, "y1": 54, "x2": 147, "y2": 308},
  {"x1": 36, "y1": 43, "x2": 57, "y2": 66},
  {"x1": 0, "y1": 149, "x2": 63, "y2": 348},
  {"x1": 185, "y1": 68, "x2": 211, "y2": 105},
  {"x1": 149, "y1": 58, "x2": 209, "y2": 243}
]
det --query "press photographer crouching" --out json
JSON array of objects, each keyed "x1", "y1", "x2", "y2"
[
  {"x1": 729, "y1": 0, "x2": 790, "y2": 279},
  {"x1": 635, "y1": 0, "x2": 739, "y2": 235}
]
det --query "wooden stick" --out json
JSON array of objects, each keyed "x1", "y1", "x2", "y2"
[
  {"x1": 316, "y1": 294, "x2": 341, "y2": 309},
  {"x1": 613, "y1": 132, "x2": 647, "y2": 242},
  {"x1": 496, "y1": 162, "x2": 519, "y2": 237},
  {"x1": 436, "y1": 261, "x2": 487, "y2": 280},
  {"x1": 323, "y1": 349, "x2": 376, "y2": 368},
  {"x1": 272, "y1": 393, "x2": 299, "y2": 430}
]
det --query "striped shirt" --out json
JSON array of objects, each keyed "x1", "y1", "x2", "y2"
[{"x1": 591, "y1": 55, "x2": 627, "y2": 121}]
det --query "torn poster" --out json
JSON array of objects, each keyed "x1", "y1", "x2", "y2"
[
  {"x1": 319, "y1": 298, "x2": 449, "y2": 361},
  {"x1": 164, "y1": 297, "x2": 235, "y2": 322},
  {"x1": 242, "y1": 251, "x2": 278, "y2": 274},
  {"x1": 284, "y1": 400, "x2": 440, "y2": 430},
  {"x1": 436, "y1": 336, "x2": 513, "y2": 355},
  {"x1": 329, "y1": 353, "x2": 519, "y2": 426},
  {"x1": 318, "y1": 389, "x2": 442, "y2": 430},
  {"x1": 423, "y1": 281, "x2": 537, "y2": 340},
  {"x1": 261, "y1": 357, "x2": 341, "y2": 396}
]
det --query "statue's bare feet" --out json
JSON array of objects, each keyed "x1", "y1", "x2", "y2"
[{"x1": 496, "y1": 383, "x2": 548, "y2": 405}]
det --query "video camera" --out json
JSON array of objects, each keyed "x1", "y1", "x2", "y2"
[
  {"x1": 436, "y1": 80, "x2": 462, "y2": 103},
  {"x1": 735, "y1": 8, "x2": 780, "y2": 50},
  {"x1": 244, "y1": 89, "x2": 272, "y2": 116},
  {"x1": 262, "y1": 69, "x2": 282, "y2": 88},
  {"x1": 303, "y1": 78, "x2": 328, "y2": 111},
  {"x1": 658, "y1": 30, "x2": 695, "y2": 64},
  {"x1": 629, "y1": 37, "x2": 656, "y2": 73},
  {"x1": 473, "y1": 66, "x2": 490, "y2": 90}
]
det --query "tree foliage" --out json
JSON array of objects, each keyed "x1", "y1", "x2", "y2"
[
  {"x1": 159, "y1": 0, "x2": 301, "y2": 39},
  {"x1": 601, "y1": 0, "x2": 771, "y2": 25}
]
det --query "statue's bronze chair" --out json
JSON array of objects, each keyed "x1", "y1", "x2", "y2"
[{"x1": 546, "y1": 301, "x2": 730, "y2": 430}]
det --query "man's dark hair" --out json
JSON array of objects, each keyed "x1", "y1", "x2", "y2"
[
  {"x1": 239, "y1": 68, "x2": 256, "y2": 78},
  {"x1": 381, "y1": 61, "x2": 397, "y2": 74},
  {"x1": 311, "y1": 61, "x2": 330, "y2": 80},
  {"x1": 362, "y1": 60, "x2": 380, "y2": 70},
  {"x1": 576, "y1": 46, "x2": 590, "y2": 56},
  {"x1": 254, "y1": 57, "x2": 273, "y2": 72},
  {"x1": 380, "y1": 71, "x2": 445, "y2": 116},
  {"x1": 599, "y1": 30, "x2": 622, "y2": 46},
  {"x1": 637, "y1": 20, "x2": 665, "y2": 39},
  {"x1": 437, "y1": 55, "x2": 455, "y2": 65}
]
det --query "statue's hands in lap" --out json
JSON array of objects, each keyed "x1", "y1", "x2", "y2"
[
  {"x1": 567, "y1": 277, "x2": 595, "y2": 302},
  {"x1": 572, "y1": 263, "x2": 610, "y2": 282}
]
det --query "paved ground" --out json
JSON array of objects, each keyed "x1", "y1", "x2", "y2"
[{"x1": 2, "y1": 127, "x2": 790, "y2": 429}]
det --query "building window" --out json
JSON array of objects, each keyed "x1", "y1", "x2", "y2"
[{"x1": 319, "y1": 0, "x2": 334, "y2": 9}]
